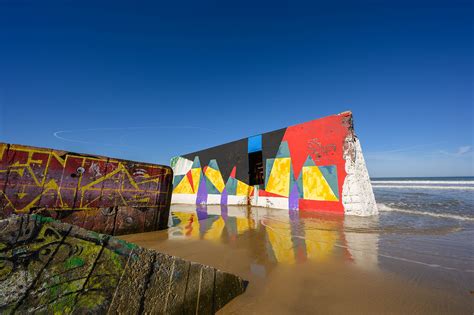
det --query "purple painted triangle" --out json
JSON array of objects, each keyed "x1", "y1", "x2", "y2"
[
  {"x1": 289, "y1": 182, "x2": 299, "y2": 210},
  {"x1": 196, "y1": 176, "x2": 208, "y2": 205},
  {"x1": 196, "y1": 204, "x2": 208, "y2": 221},
  {"x1": 220, "y1": 204, "x2": 228, "y2": 221},
  {"x1": 289, "y1": 209, "x2": 299, "y2": 220},
  {"x1": 221, "y1": 188, "x2": 228, "y2": 205}
]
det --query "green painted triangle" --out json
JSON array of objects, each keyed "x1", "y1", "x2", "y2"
[
  {"x1": 276, "y1": 141, "x2": 290, "y2": 158},
  {"x1": 225, "y1": 177, "x2": 238, "y2": 195},
  {"x1": 208, "y1": 159, "x2": 220, "y2": 171},
  {"x1": 319, "y1": 165, "x2": 339, "y2": 199},
  {"x1": 170, "y1": 156, "x2": 179, "y2": 168},
  {"x1": 296, "y1": 172, "x2": 304, "y2": 198},
  {"x1": 205, "y1": 176, "x2": 220, "y2": 194},
  {"x1": 289, "y1": 163, "x2": 297, "y2": 192},
  {"x1": 192, "y1": 156, "x2": 201, "y2": 169},
  {"x1": 303, "y1": 155, "x2": 315, "y2": 167},
  {"x1": 173, "y1": 175, "x2": 185, "y2": 189},
  {"x1": 265, "y1": 158, "x2": 275, "y2": 189}
]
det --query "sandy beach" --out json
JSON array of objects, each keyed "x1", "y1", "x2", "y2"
[{"x1": 120, "y1": 204, "x2": 474, "y2": 314}]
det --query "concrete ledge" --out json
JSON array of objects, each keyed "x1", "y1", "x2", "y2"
[{"x1": 0, "y1": 214, "x2": 247, "y2": 314}]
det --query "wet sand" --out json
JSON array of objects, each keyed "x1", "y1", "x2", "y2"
[{"x1": 120, "y1": 205, "x2": 474, "y2": 314}]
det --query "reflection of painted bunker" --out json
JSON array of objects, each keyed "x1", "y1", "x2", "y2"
[
  {"x1": 171, "y1": 112, "x2": 377, "y2": 216},
  {"x1": 168, "y1": 204, "x2": 379, "y2": 269}
]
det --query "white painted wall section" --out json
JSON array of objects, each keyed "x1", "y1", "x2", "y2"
[{"x1": 342, "y1": 136, "x2": 378, "y2": 216}]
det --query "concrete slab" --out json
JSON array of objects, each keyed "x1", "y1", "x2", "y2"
[{"x1": 0, "y1": 214, "x2": 247, "y2": 314}]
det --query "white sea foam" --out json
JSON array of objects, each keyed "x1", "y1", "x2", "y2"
[
  {"x1": 371, "y1": 180, "x2": 474, "y2": 185},
  {"x1": 377, "y1": 203, "x2": 474, "y2": 221},
  {"x1": 371, "y1": 185, "x2": 474, "y2": 190}
]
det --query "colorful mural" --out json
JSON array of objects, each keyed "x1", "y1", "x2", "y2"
[
  {"x1": 0, "y1": 214, "x2": 247, "y2": 313},
  {"x1": 0, "y1": 143, "x2": 173, "y2": 235},
  {"x1": 171, "y1": 112, "x2": 377, "y2": 215}
]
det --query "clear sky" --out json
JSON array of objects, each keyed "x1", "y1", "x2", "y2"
[{"x1": 0, "y1": 0, "x2": 472, "y2": 177}]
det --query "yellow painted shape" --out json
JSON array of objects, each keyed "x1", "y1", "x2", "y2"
[
  {"x1": 191, "y1": 168, "x2": 201, "y2": 193},
  {"x1": 121, "y1": 163, "x2": 141, "y2": 191},
  {"x1": 265, "y1": 220, "x2": 295, "y2": 264},
  {"x1": 81, "y1": 165, "x2": 123, "y2": 190},
  {"x1": 173, "y1": 212, "x2": 200, "y2": 239},
  {"x1": 236, "y1": 218, "x2": 251, "y2": 234},
  {"x1": 204, "y1": 167, "x2": 225, "y2": 193},
  {"x1": 3, "y1": 179, "x2": 60, "y2": 213},
  {"x1": 304, "y1": 224, "x2": 338, "y2": 261},
  {"x1": 265, "y1": 157, "x2": 291, "y2": 197},
  {"x1": 11, "y1": 168, "x2": 25, "y2": 177},
  {"x1": 51, "y1": 152, "x2": 67, "y2": 167},
  {"x1": 173, "y1": 176, "x2": 194, "y2": 194},
  {"x1": 236, "y1": 180, "x2": 252, "y2": 196},
  {"x1": 16, "y1": 192, "x2": 27, "y2": 199},
  {"x1": 0, "y1": 143, "x2": 6, "y2": 160},
  {"x1": 44, "y1": 179, "x2": 60, "y2": 191},
  {"x1": 302, "y1": 166, "x2": 338, "y2": 201},
  {"x1": 204, "y1": 217, "x2": 225, "y2": 241},
  {"x1": 0, "y1": 145, "x2": 166, "y2": 212}
]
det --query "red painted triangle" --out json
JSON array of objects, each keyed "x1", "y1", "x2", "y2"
[
  {"x1": 186, "y1": 170, "x2": 194, "y2": 192},
  {"x1": 229, "y1": 166, "x2": 236, "y2": 178},
  {"x1": 259, "y1": 189, "x2": 286, "y2": 198},
  {"x1": 282, "y1": 114, "x2": 348, "y2": 179}
]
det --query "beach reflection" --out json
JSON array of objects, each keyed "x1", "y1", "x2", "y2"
[
  {"x1": 121, "y1": 205, "x2": 473, "y2": 313},
  {"x1": 167, "y1": 204, "x2": 379, "y2": 269}
]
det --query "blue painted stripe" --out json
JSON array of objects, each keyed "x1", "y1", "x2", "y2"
[{"x1": 248, "y1": 135, "x2": 262, "y2": 153}]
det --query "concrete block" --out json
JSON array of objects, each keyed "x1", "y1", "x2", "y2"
[{"x1": 0, "y1": 215, "x2": 247, "y2": 314}]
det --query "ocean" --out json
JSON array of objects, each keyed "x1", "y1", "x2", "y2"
[{"x1": 372, "y1": 176, "x2": 474, "y2": 222}]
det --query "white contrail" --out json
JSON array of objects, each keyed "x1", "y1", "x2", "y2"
[
  {"x1": 53, "y1": 126, "x2": 217, "y2": 148},
  {"x1": 365, "y1": 141, "x2": 446, "y2": 155}
]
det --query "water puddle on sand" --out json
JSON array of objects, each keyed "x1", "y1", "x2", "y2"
[{"x1": 120, "y1": 205, "x2": 474, "y2": 314}]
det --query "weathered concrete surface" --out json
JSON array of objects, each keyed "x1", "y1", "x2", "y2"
[
  {"x1": 0, "y1": 143, "x2": 173, "y2": 235},
  {"x1": 342, "y1": 137, "x2": 377, "y2": 216},
  {"x1": 0, "y1": 214, "x2": 247, "y2": 314}
]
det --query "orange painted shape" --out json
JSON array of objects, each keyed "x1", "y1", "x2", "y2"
[
  {"x1": 186, "y1": 170, "x2": 194, "y2": 192},
  {"x1": 229, "y1": 166, "x2": 236, "y2": 178}
]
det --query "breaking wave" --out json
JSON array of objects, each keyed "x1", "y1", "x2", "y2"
[
  {"x1": 377, "y1": 203, "x2": 474, "y2": 221},
  {"x1": 371, "y1": 180, "x2": 474, "y2": 185},
  {"x1": 371, "y1": 185, "x2": 474, "y2": 190}
]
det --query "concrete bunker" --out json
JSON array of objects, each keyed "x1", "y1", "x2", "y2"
[{"x1": 171, "y1": 111, "x2": 377, "y2": 216}]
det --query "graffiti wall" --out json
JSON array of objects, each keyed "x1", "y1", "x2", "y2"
[
  {"x1": 171, "y1": 112, "x2": 377, "y2": 216},
  {"x1": 0, "y1": 143, "x2": 173, "y2": 235},
  {"x1": 0, "y1": 214, "x2": 246, "y2": 313}
]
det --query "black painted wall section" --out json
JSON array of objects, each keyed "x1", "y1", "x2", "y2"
[
  {"x1": 181, "y1": 128, "x2": 287, "y2": 185},
  {"x1": 182, "y1": 138, "x2": 249, "y2": 183}
]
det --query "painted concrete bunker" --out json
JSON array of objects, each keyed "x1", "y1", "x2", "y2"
[
  {"x1": 0, "y1": 143, "x2": 173, "y2": 235},
  {"x1": 171, "y1": 111, "x2": 377, "y2": 216}
]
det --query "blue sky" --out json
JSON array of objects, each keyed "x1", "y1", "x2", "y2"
[{"x1": 0, "y1": 0, "x2": 472, "y2": 177}]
